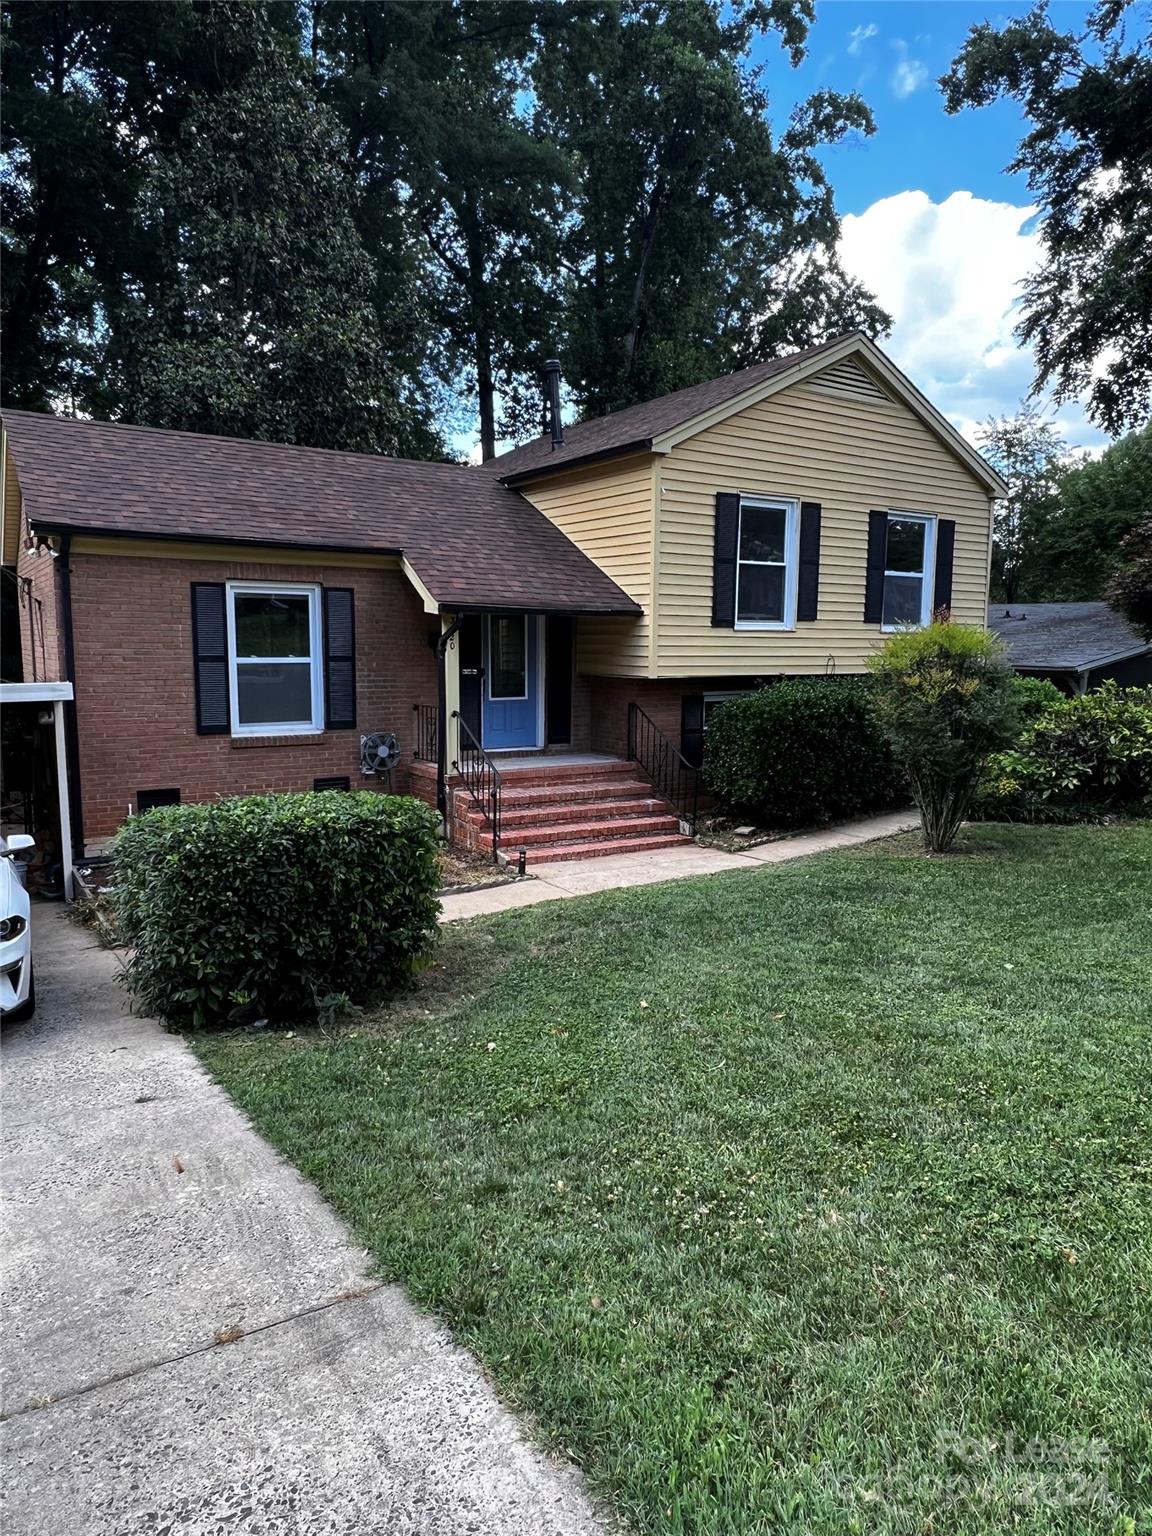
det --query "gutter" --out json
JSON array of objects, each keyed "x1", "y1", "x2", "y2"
[
  {"x1": 56, "y1": 532, "x2": 86, "y2": 858},
  {"x1": 27, "y1": 521, "x2": 403, "y2": 560},
  {"x1": 497, "y1": 439, "x2": 655, "y2": 487}
]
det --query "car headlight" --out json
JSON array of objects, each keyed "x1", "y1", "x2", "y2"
[{"x1": 0, "y1": 915, "x2": 27, "y2": 941}]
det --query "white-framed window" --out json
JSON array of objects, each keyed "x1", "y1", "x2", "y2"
[
  {"x1": 882, "y1": 513, "x2": 937, "y2": 630},
  {"x1": 488, "y1": 615, "x2": 528, "y2": 700},
  {"x1": 703, "y1": 690, "x2": 746, "y2": 730},
  {"x1": 735, "y1": 498, "x2": 799, "y2": 629},
  {"x1": 226, "y1": 582, "x2": 324, "y2": 736}
]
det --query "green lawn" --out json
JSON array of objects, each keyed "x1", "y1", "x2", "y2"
[{"x1": 193, "y1": 825, "x2": 1152, "y2": 1535}]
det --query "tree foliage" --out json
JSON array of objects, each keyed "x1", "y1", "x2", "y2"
[
  {"x1": 977, "y1": 406, "x2": 1070, "y2": 602},
  {"x1": 1106, "y1": 516, "x2": 1152, "y2": 641},
  {"x1": 942, "y1": 1, "x2": 1152, "y2": 436},
  {"x1": 3, "y1": 0, "x2": 888, "y2": 454}
]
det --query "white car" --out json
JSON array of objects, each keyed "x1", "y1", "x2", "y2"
[{"x1": 1, "y1": 834, "x2": 35, "y2": 1022}]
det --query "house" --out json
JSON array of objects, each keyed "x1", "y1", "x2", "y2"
[
  {"x1": 1, "y1": 332, "x2": 1006, "y2": 866},
  {"x1": 988, "y1": 602, "x2": 1152, "y2": 694}
]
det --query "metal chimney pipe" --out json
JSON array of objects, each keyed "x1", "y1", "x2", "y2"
[{"x1": 543, "y1": 358, "x2": 564, "y2": 450}]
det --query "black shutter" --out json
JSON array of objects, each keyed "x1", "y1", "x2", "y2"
[
  {"x1": 797, "y1": 502, "x2": 822, "y2": 622},
  {"x1": 323, "y1": 588, "x2": 356, "y2": 730},
  {"x1": 712, "y1": 492, "x2": 741, "y2": 627},
  {"x1": 191, "y1": 583, "x2": 230, "y2": 734},
  {"x1": 681, "y1": 693, "x2": 705, "y2": 768},
  {"x1": 864, "y1": 511, "x2": 889, "y2": 625},
  {"x1": 933, "y1": 519, "x2": 956, "y2": 616}
]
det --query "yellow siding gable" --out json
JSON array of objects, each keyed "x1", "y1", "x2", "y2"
[
  {"x1": 517, "y1": 453, "x2": 656, "y2": 676},
  {"x1": 654, "y1": 369, "x2": 994, "y2": 677}
]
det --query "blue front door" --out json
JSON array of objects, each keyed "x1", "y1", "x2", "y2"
[{"x1": 482, "y1": 615, "x2": 540, "y2": 750}]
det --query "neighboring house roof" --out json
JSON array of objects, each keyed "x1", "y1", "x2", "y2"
[
  {"x1": 0, "y1": 410, "x2": 640, "y2": 616},
  {"x1": 488, "y1": 332, "x2": 1010, "y2": 498},
  {"x1": 988, "y1": 602, "x2": 1151, "y2": 672}
]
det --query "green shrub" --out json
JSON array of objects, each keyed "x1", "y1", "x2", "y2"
[
  {"x1": 114, "y1": 791, "x2": 441, "y2": 1029},
  {"x1": 868, "y1": 621, "x2": 1021, "y2": 853},
  {"x1": 703, "y1": 677, "x2": 906, "y2": 828},
  {"x1": 1010, "y1": 674, "x2": 1065, "y2": 724},
  {"x1": 975, "y1": 682, "x2": 1152, "y2": 822}
]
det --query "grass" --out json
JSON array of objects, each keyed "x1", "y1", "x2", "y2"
[{"x1": 192, "y1": 824, "x2": 1152, "y2": 1534}]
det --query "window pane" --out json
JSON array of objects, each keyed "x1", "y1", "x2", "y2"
[
  {"x1": 234, "y1": 593, "x2": 312, "y2": 657},
  {"x1": 236, "y1": 662, "x2": 314, "y2": 726},
  {"x1": 739, "y1": 505, "x2": 787, "y2": 563},
  {"x1": 737, "y1": 563, "x2": 785, "y2": 623},
  {"x1": 490, "y1": 617, "x2": 526, "y2": 698},
  {"x1": 882, "y1": 573, "x2": 924, "y2": 627},
  {"x1": 886, "y1": 518, "x2": 926, "y2": 574}
]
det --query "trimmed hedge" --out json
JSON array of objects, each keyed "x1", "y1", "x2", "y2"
[
  {"x1": 974, "y1": 682, "x2": 1152, "y2": 823},
  {"x1": 703, "y1": 678, "x2": 906, "y2": 828},
  {"x1": 114, "y1": 791, "x2": 441, "y2": 1029}
]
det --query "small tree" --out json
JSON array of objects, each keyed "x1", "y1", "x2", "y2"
[{"x1": 868, "y1": 620, "x2": 1021, "y2": 853}]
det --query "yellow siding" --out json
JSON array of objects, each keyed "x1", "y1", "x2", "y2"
[
  {"x1": 655, "y1": 377, "x2": 993, "y2": 677},
  {"x1": 517, "y1": 454, "x2": 655, "y2": 676}
]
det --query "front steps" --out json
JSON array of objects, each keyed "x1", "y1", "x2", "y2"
[{"x1": 453, "y1": 758, "x2": 692, "y2": 865}]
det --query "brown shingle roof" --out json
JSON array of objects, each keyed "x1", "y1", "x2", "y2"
[
  {"x1": 486, "y1": 335, "x2": 854, "y2": 481},
  {"x1": 1, "y1": 410, "x2": 640, "y2": 615}
]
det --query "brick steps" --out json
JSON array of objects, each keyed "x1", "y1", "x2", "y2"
[
  {"x1": 502, "y1": 813, "x2": 682, "y2": 850},
  {"x1": 449, "y1": 756, "x2": 693, "y2": 865},
  {"x1": 463, "y1": 795, "x2": 669, "y2": 832},
  {"x1": 524, "y1": 832, "x2": 691, "y2": 864}
]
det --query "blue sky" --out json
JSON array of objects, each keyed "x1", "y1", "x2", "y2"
[{"x1": 747, "y1": 0, "x2": 1106, "y2": 453}]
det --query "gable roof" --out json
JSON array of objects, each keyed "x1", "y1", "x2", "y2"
[
  {"x1": 0, "y1": 410, "x2": 640, "y2": 616},
  {"x1": 988, "y1": 602, "x2": 1151, "y2": 672},
  {"x1": 488, "y1": 332, "x2": 1010, "y2": 497}
]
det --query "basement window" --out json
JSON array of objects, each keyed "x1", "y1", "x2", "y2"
[{"x1": 226, "y1": 583, "x2": 323, "y2": 736}]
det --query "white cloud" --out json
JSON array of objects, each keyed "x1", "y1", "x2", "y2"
[
  {"x1": 847, "y1": 23, "x2": 878, "y2": 55},
  {"x1": 838, "y1": 189, "x2": 1107, "y2": 451},
  {"x1": 890, "y1": 41, "x2": 929, "y2": 99}
]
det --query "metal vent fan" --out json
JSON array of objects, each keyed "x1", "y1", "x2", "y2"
[{"x1": 360, "y1": 731, "x2": 401, "y2": 784}]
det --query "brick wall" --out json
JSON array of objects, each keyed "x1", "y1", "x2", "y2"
[
  {"x1": 586, "y1": 675, "x2": 762, "y2": 758},
  {"x1": 69, "y1": 552, "x2": 440, "y2": 845},
  {"x1": 16, "y1": 512, "x2": 64, "y2": 683}
]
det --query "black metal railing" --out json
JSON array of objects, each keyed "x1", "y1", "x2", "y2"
[
  {"x1": 412, "y1": 703, "x2": 439, "y2": 763},
  {"x1": 627, "y1": 702, "x2": 701, "y2": 833},
  {"x1": 450, "y1": 711, "x2": 502, "y2": 863}
]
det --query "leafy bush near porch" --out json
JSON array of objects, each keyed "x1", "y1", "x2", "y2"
[
  {"x1": 114, "y1": 792, "x2": 440, "y2": 1029},
  {"x1": 703, "y1": 678, "x2": 905, "y2": 827},
  {"x1": 868, "y1": 621, "x2": 1021, "y2": 854},
  {"x1": 974, "y1": 681, "x2": 1152, "y2": 822}
]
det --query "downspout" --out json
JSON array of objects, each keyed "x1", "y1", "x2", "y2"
[
  {"x1": 56, "y1": 532, "x2": 86, "y2": 860},
  {"x1": 435, "y1": 614, "x2": 462, "y2": 819}
]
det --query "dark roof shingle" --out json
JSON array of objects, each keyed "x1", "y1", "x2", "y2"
[
  {"x1": 486, "y1": 336, "x2": 852, "y2": 481},
  {"x1": 1, "y1": 410, "x2": 640, "y2": 615},
  {"x1": 988, "y1": 602, "x2": 1150, "y2": 671}
]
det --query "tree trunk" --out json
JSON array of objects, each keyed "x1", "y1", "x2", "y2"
[{"x1": 622, "y1": 174, "x2": 665, "y2": 378}]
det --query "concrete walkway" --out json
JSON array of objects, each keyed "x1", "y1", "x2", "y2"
[
  {"x1": 441, "y1": 809, "x2": 920, "y2": 922},
  {"x1": 1, "y1": 914, "x2": 607, "y2": 1535}
]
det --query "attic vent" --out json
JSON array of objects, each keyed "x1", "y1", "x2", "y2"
[{"x1": 805, "y1": 358, "x2": 890, "y2": 403}]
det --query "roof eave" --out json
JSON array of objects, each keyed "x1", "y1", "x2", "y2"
[
  {"x1": 437, "y1": 599, "x2": 643, "y2": 618},
  {"x1": 25, "y1": 518, "x2": 403, "y2": 560}
]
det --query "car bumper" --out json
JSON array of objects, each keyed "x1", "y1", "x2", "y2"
[{"x1": 0, "y1": 938, "x2": 31, "y2": 1013}]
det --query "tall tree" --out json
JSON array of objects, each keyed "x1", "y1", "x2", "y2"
[
  {"x1": 942, "y1": 1, "x2": 1152, "y2": 437},
  {"x1": 114, "y1": 44, "x2": 429, "y2": 454},
  {"x1": 978, "y1": 407, "x2": 1069, "y2": 603},
  {"x1": 533, "y1": 0, "x2": 888, "y2": 418},
  {"x1": 1, "y1": 0, "x2": 295, "y2": 412},
  {"x1": 314, "y1": 1, "x2": 571, "y2": 460}
]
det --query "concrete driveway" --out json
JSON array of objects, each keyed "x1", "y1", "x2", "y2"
[{"x1": 1, "y1": 911, "x2": 607, "y2": 1535}]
